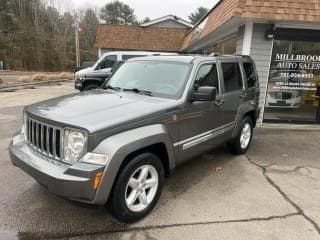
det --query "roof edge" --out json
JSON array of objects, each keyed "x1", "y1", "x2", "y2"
[
  {"x1": 97, "y1": 23, "x2": 190, "y2": 31},
  {"x1": 141, "y1": 14, "x2": 194, "y2": 28},
  {"x1": 185, "y1": 0, "x2": 223, "y2": 35}
]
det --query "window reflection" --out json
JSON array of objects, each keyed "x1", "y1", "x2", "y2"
[{"x1": 264, "y1": 40, "x2": 320, "y2": 123}]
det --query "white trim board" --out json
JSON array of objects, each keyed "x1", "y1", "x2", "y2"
[{"x1": 242, "y1": 22, "x2": 253, "y2": 55}]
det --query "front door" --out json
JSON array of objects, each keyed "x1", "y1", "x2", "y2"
[{"x1": 176, "y1": 62, "x2": 224, "y2": 164}]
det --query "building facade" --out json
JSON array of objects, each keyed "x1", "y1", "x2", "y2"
[
  {"x1": 140, "y1": 14, "x2": 194, "y2": 29},
  {"x1": 182, "y1": 0, "x2": 320, "y2": 125},
  {"x1": 96, "y1": 15, "x2": 192, "y2": 58}
]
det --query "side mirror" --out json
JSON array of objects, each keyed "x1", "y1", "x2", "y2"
[{"x1": 192, "y1": 86, "x2": 217, "y2": 102}]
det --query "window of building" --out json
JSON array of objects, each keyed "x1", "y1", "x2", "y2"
[
  {"x1": 243, "y1": 62, "x2": 258, "y2": 88},
  {"x1": 194, "y1": 63, "x2": 219, "y2": 93},
  {"x1": 221, "y1": 63, "x2": 243, "y2": 92},
  {"x1": 264, "y1": 39, "x2": 320, "y2": 123}
]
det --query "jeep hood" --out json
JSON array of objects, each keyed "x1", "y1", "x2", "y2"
[
  {"x1": 25, "y1": 90, "x2": 178, "y2": 133},
  {"x1": 75, "y1": 67, "x2": 92, "y2": 76},
  {"x1": 75, "y1": 67, "x2": 112, "y2": 79}
]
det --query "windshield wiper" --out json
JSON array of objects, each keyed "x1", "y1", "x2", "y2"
[
  {"x1": 105, "y1": 85, "x2": 121, "y2": 91},
  {"x1": 122, "y1": 88, "x2": 153, "y2": 96}
]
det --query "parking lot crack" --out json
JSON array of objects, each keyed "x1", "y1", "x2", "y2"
[
  {"x1": 246, "y1": 155, "x2": 320, "y2": 235},
  {"x1": 265, "y1": 164, "x2": 320, "y2": 173},
  {"x1": 19, "y1": 213, "x2": 300, "y2": 240}
]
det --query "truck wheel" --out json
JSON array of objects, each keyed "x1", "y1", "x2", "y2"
[
  {"x1": 228, "y1": 116, "x2": 253, "y2": 155},
  {"x1": 82, "y1": 83, "x2": 99, "y2": 91},
  {"x1": 109, "y1": 153, "x2": 164, "y2": 223}
]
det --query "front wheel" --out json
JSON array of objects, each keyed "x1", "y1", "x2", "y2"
[
  {"x1": 108, "y1": 153, "x2": 164, "y2": 223},
  {"x1": 228, "y1": 116, "x2": 253, "y2": 155}
]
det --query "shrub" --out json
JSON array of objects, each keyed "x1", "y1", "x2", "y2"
[
  {"x1": 32, "y1": 73, "x2": 49, "y2": 81},
  {"x1": 47, "y1": 74, "x2": 60, "y2": 80},
  {"x1": 59, "y1": 72, "x2": 74, "y2": 80},
  {"x1": 17, "y1": 76, "x2": 31, "y2": 83},
  {"x1": 0, "y1": 78, "x2": 4, "y2": 84}
]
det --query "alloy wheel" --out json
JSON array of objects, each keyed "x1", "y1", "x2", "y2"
[
  {"x1": 125, "y1": 164, "x2": 159, "y2": 212},
  {"x1": 240, "y1": 123, "x2": 251, "y2": 149}
]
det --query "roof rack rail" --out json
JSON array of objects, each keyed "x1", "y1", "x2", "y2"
[{"x1": 234, "y1": 54, "x2": 250, "y2": 57}]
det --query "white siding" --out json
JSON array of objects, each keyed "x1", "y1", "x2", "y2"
[
  {"x1": 236, "y1": 26, "x2": 245, "y2": 54},
  {"x1": 250, "y1": 24, "x2": 274, "y2": 126},
  {"x1": 237, "y1": 24, "x2": 273, "y2": 126},
  {"x1": 99, "y1": 48, "x2": 112, "y2": 57}
]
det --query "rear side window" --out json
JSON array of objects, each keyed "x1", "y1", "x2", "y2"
[
  {"x1": 221, "y1": 63, "x2": 243, "y2": 92},
  {"x1": 122, "y1": 55, "x2": 147, "y2": 61},
  {"x1": 194, "y1": 63, "x2": 219, "y2": 93},
  {"x1": 243, "y1": 62, "x2": 258, "y2": 88}
]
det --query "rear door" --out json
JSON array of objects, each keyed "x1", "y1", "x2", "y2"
[
  {"x1": 242, "y1": 60, "x2": 259, "y2": 101},
  {"x1": 219, "y1": 61, "x2": 246, "y2": 126}
]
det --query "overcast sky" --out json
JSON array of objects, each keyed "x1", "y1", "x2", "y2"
[{"x1": 51, "y1": 0, "x2": 218, "y2": 21}]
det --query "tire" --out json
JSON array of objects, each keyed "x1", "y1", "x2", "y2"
[
  {"x1": 108, "y1": 153, "x2": 164, "y2": 223},
  {"x1": 81, "y1": 83, "x2": 99, "y2": 91},
  {"x1": 228, "y1": 116, "x2": 253, "y2": 155}
]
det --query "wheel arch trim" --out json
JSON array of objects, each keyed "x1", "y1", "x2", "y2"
[
  {"x1": 232, "y1": 102, "x2": 257, "y2": 138},
  {"x1": 90, "y1": 124, "x2": 175, "y2": 205}
]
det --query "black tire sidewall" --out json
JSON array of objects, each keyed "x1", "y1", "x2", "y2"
[
  {"x1": 110, "y1": 153, "x2": 164, "y2": 223},
  {"x1": 236, "y1": 117, "x2": 253, "y2": 154},
  {"x1": 228, "y1": 116, "x2": 253, "y2": 155}
]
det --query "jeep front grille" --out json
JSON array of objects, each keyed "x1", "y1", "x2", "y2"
[{"x1": 26, "y1": 116, "x2": 63, "y2": 160}]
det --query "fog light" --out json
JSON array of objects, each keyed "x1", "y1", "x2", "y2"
[
  {"x1": 81, "y1": 153, "x2": 109, "y2": 165},
  {"x1": 93, "y1": 172, "x2": 103, "y2": 190}
]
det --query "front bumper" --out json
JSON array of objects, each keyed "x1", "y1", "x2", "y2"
[
  {"x1": 9, "y1": 134, "x2": 104, "y2": 203},
  {"x1": 75, "y1": 78, "x2": 83, "y2": 90},
  {"x1": 266, "y1": 101, "x2": 301, "y2": 109}
]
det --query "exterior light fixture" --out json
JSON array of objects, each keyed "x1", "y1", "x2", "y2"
[{"x1": 266, "y1": 24, "x2": 275, "y2": 40}]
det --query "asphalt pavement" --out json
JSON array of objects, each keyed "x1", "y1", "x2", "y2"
[{"x1": 0, "y1": 82, "x2": 319, "y2": 240}]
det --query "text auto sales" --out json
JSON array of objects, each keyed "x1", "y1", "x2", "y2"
[{"x1": 276, "y1": 54, "x2": 320, "y2": 70}]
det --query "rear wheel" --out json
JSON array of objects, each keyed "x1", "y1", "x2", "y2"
[
  {"x1": 228, "y1": 116, "x2": 253, "y2": 155},
  {"x1": 109, "y1": 153, "x2": 164, "y2": 223}
]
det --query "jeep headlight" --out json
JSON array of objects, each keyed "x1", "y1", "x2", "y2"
[{"x1": 64, "y1": 129, "x2": 87, "y2": 163}]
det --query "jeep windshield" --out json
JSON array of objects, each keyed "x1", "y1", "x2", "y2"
[{"x1": 104, "y1": 61, "x2": 191, "y2": 99}]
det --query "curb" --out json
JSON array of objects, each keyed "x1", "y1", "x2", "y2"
[
  {"x1": 259, "y1": 123, "x2": 320, "y2": 131},
  {"x1": 0, "y1": 79, "x2": 73, "y2": 92}
]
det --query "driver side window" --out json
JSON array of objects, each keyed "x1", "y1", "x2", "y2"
[
  {"x1": 194, "y1": 63, "x2": 219, "y2": 93},
  {"x1": 97, "y1": 55, "x2": 117, "y2": 70}
]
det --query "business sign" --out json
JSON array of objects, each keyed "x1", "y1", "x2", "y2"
[{"x1": 271, "y1": 53, "x2": 318, "y2": 91}]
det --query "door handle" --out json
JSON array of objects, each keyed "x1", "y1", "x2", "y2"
[{"x1": 215, "y1": 99, "x2": 225, "y2": 106}]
